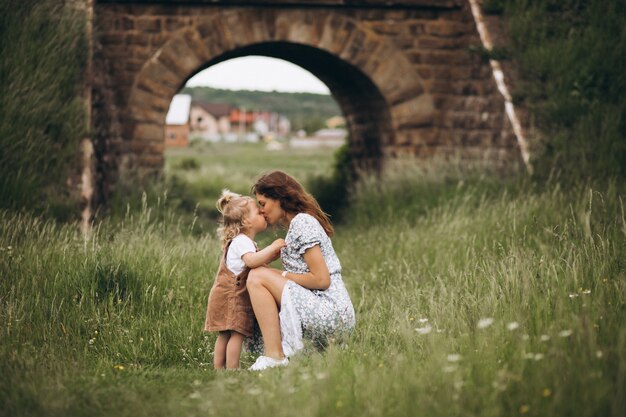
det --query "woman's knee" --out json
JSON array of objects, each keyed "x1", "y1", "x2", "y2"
[{"x1": 247, "y1": 267, "x2": 266, "y2": 289}]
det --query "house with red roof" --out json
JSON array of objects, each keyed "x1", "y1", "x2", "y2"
[{"x1": 189, "y1": 101, "x2": 232, "y2": 142}]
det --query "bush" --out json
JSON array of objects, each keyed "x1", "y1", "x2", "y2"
[
  {"x1": 176, "y1": 158, "x2": 200, "y2": 171},
  {"x1": 308, "y1": 143, "x2": 352, "y2": 221}
]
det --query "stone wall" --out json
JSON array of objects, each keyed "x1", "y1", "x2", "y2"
[{"x1": 92, "y1": 0, "x2": 522, "y2": 193}]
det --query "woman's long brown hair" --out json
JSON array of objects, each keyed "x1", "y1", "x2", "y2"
[{"x1": 252, "y1": 170, "x2": 334, "y2": 237}]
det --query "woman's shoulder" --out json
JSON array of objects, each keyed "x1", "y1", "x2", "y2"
[
  {"x1": 290, "y1": 213, "x2": 325, "y2": 236},
  {"x1": 292, "y1": 213, "x2": 320, "y2": 228}
]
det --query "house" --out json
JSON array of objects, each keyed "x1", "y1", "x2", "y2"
[
  {"x1": 326, "y1": 115, "x2": 346, "y2": 129},
  {"x1": 289, "y1": 127, "x2": 345, "y2": 149},
  {"x1": 253, "y1": 111, "x2": 291, "y2": 138},
  {"x1": 189, "y1": 101, "x2": 231, "y2": 142},
  {"x1": 165, "y1": 94, "x2": 192, "y2": 148},
  {"x1": 230, "y1": 109, "x2": 291, "y2": 142},
  {"x1": 229, "y1": 109, "x2": 260, "y2": 142},
  {"x1": 311, "y1": 128, "x2": 347, "y2": 147},
  {"x1": 229, "y1": 108, "x2": 256, "y2": 129},
  {"x1": 313, "y1": 128, "x2": 347, "y2": 141}
]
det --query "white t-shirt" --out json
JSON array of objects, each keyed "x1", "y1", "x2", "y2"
[{"x1": 226, "y1": 234, "x2": 256, "y2": 276}]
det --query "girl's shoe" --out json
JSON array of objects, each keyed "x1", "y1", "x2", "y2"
[{"x1": 248, "y1": 355, "x2": 289, "y2": 371}]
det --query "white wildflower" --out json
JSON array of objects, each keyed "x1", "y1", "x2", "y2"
[
  {"x1": 447, "y1": 354, "x2": 462, "y2": 362},
  {"x1": 569, "y1": 293, "x2": 579, "y2": 299},
  {"x1": 415, "y1": 325, "x2": 432, "y2": 335},
  {"x1": 506, "y1": 322, "x2": 520, "y2": 331},
  {"x1": 477, "y1": 318, "x2": 494, "y2": 329},
  {"x1": 534, "y1": 353, "x2": 544, "y2": 361},
  {"x1": 596, "y1": 350, "x2": 603, "y2": 358},
  {"x1": 540, "y1": 334, "x2": 551, "y2": 342},
  {"x1": 582, "y1": 289, "x2": 591, "y2": 295},
  {"x1": 558, "y1": 329, "x2": 573, "y2": 338},
  {"x1": 418, "y1": 318, "x2": 429, "y2": 324}
]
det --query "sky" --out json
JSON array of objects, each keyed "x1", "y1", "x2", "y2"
[{"x1": 185, "y1": 56, "x2": 330, "y2": 95}]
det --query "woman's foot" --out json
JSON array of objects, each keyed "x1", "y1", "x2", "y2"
[{"x1": 248, "y1": 355, "x2": 289, "y2": 371}]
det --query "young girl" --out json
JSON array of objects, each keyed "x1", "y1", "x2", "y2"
[{"x1": 204, "y1": 189, "x2": 285, "y2": 369}]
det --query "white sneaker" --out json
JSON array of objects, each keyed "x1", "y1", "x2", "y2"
[{"x1": 248, "y1": 355, "x2": 289, "y2": 371}]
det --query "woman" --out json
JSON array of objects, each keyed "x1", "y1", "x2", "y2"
[{"x1": 246, "y1": 171, "x2": 356, "y2": 371}]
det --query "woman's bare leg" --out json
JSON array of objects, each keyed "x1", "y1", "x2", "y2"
[
  {"x1": 214, "y1": 331, "x2": 230, "y2": 369},
  {"x1": 247, "y1": 267, "x2": 288, "y2": 359},
  {"x1": 225, "y1": 331, "x2": 245, "y2": 369}
]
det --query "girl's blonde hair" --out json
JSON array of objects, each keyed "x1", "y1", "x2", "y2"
[{"x1": 216, "y1": 189, "x2": 255, "y2": 249}]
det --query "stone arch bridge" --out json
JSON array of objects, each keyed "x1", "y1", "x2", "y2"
[{"x1": 91, "y1": 0, "x2": 524, "y2": 199}]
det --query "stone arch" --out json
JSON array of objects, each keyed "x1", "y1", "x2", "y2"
[{"x1": 124, "y1": 9, "x2": 434, "y2": 174}]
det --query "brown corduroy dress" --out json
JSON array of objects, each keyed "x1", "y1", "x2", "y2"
[{"x1": 203, "y1": 242, "x2": 255, "y2": 337}]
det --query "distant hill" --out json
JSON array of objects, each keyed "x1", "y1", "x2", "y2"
[{"x1": 180, "y1": 86, "x2": 341, "y2": 134}]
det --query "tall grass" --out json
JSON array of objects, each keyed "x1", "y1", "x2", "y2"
[
  {"x1": 485, "y1": 0, "x2": 626, "y2": 181},
  {"x1": 1, "y1": 169, "x2": 624, "y2": 416},
  {"x1": 0, "y1": 0, "x2": 86, "y2": 214}
]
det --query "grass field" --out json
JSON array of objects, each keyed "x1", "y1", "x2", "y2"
[
  {"x1": 130, "y1": 142, "x2": 341, "y2": 233},
  {"x1": 1, "y1": 144, "x2": 625, "y2": 417}
]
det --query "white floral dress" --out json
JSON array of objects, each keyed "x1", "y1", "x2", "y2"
[{"x1": 247, "y1": 213, "x2": 356, "y2": 356}]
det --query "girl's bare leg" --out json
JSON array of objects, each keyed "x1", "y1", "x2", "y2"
[
  {"x1": 247, "y1": 267, "x2": 288, "y2": 360},
  {"x1": 214, "y1": 331, "x2": 230, "y2": 369},
  {"x1": 225, "y1": 331, "x2": 245, "y2": 369}
]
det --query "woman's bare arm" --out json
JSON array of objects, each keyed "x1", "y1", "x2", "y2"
[{"x1": 281, "y1": 245, "x2": 331, "y2": 290}]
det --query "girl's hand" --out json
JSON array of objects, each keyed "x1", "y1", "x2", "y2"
[
  {"x1": 268, "y1": 238, "x2": 286, "y2": 261},
  {"x1": 272, "y1": 238, "x2": 286, "y2": 249},
  {"x1": 243, "y1": 239, "x2": 286, "y2": 269}
]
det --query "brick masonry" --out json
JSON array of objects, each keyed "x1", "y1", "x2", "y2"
[{"x1": 92, "y1": 0, "x2": 523, "y2": 190}]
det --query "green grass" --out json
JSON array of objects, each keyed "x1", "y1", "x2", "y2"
[
  {"x1": 0, "y1": 0, "x2": 86, "y2": 214},
  {"x1": 164, "y1": 141, "x2": 338, "y2": 195},
  {"x1": 1, "y1": 0, "x2": 625, "y2": 414},
  {"x1": 111, "y1": 142, "x2": 341, "y2": 235},
  {"x1": 491, "y1": 0, "x2": 626, "y2": 181},
  {"x1": 2, "y1": 156, "x2": 624, "y2": 416}
]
